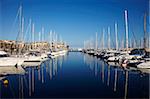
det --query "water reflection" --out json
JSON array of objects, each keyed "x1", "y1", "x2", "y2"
[
  {"x1": 102, "y1": 60, "x2": 105, "y2": 83},
  {"x1": 0, "y1": 52, "x2": 149, "y2": 98},
  {"x1": 28, "y1": 55, "x2": 64, "y2": 97},
  {"x1": 0, "y1": 54, "x2": 65, "y2": 98},
  {"x1": 49, "y1": 59, "x2": 52, "y2": 79},
  {"x1": 124, "y1": 70, "x2": 128, "y2": 99},
  {"x1": 19, "y1": 75, "x2": 24, "y2": 98},
  {"x1": 83, "y1": 53, "x2": 149, "y2": 99},
  {"x1": 114, "y1": 68, "x2": 117, "y2": 92},
  {"x1": 107, "y1": 65, "x2": 110, "y2": 86}
]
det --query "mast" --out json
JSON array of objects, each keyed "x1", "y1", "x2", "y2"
[
  {"x1": 115, "y1": 22, "x2": 118, "y2": 50},
  {"x1": 108, "y1": 27, "x2": 111, "y2": 50},
  {"x1": 21, "y1": 17, "x2": 24, "y2": 43},
  {"x1": 32, "y1": 23, "x2": 34, "y2": 43},
  {"x1": 32, "y1": 23, "x2": 34, "y2": 49},
  {"x1": 124, "y1": 10, "x2": 129, "y2": 51},
  {"x1": 130, "y1": 39, "x2": 132, "y2": 48},
  {"x1": 29, "y1": 19, "x2": 32, "y2": 50},
  {"x1": 19, "y1": 17, "x2": 24, "y2": 54},
  {"x1": 17, "y1": 5, "x2": 22, "y2": 55},
  {"x1": 84, "y1": 41, "x2": 85, "y2": 50},
  {"x1": 144, "y1": 13, "x2": 147, "y2": 49},
  {"x1": 56, "y1": 33, "x2": 58, "y2": 46},
  {"x1": 121, "y1": 38, "x2": 124, "y2": 50},
  {"x1": 133, "y1": 39, "x2": 136, "y2": 48},
  {"x1": 95, "y1": 32, "x2": 98, "y2": 50},
  {"x1": 39, "y1": 31, "x2": 41, "y2": 42},
  {"x1": 19, "y1": 5, "x2": 22, "y2": 42},
  {"x1": 102, "y1": 28, "x2": 105, "y2": 50},
  {"x1": 42, "y1": 27, "x2": 44, "y2": 42},
  {"x1": 50, "y1": 30, "x2": 52, "y2": 43},
  {"x1": 141, "y1": 37, "x2": 143, "y2": 48},
  {"x1": 29, "y1": 19, "x2": 32, "y2": 43},
  {"x1": 50, "y1": 30, "x2": 52, "y2": 49}
]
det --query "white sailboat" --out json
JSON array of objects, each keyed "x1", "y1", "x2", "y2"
[
  {"x1": 0, "y1": 5, "x2": 26, "y2": 67},
  {"x1": 48, "y1": 31, "x2": 67, "y2": 58},
  {"x1": 0, "y1": 50, "x2": 24, "y2": 67},
  {"x1": 136, "y1": 14, "x2": 150, "y2": 69},
  {"x1": 23, "y1": 21, "x2": 47, "y2": 66},
  {"x1": 107, "y1": 22, "x2": 120, "y2": 62},
  {"x1": 0, "y1": 53, "x2": 24, "y2": 68}
]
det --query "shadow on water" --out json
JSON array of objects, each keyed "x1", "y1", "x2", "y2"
[{"x1": 0, "y1": 52, "x2": 149, "y2": 98}]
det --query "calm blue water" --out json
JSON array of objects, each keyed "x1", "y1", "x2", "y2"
[{"x1": 0, "y1": 52, "x2": 149, "y2": 98}]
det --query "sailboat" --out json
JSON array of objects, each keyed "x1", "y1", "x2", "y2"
[
  {"x1": 0, "y1": 5, "x2": 27, "y2": 67},
  {"x1": 121, "y1": 12, "x2": 150, "y2": 67},
  {"x1": 0, "y1": 52, "x2": 25, "y2": 75},
  {"x1": 23, "y1": 23, "x2": 48, "y2": 66},
  {"x1": 136, "y1": 14, "x2": 150, "y2": 69},
  {"x1": 107, "y1": 23, "x2": 121, "y2": 62},
  {"x1": 0, "y1": 48, "x2": 25, "y2": 67},
  {"x1": 48, "y1": 31, "x2": 67, "y2": 58}
]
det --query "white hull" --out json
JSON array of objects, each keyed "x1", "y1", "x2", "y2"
[
  {"x1": 107, "y1": 56, "x2": 119, "y2": 62},
  {"x1": 0, "y1": 65, "x2": 25, "y2": 75},
  {"x1": 137, "y1": 61, "x2": 150, "y2": 69},
  {"x1": 0, "y1": 57, "x2": 24, "y2": 67},
  {"x1": 24, "y1": 56, "x2": 42, "y2": 62},
  {"x1": 49, "y1": 50, "x2": 67, "y2": 58},
  {"x1": 107, "y1": 62, "x2": 120, "y2": 67},
  {"x1": 22, "y1": 61, "x2": 42, "y2": 68}
]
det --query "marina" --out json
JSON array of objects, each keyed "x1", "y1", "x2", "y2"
[
  {"x1": 0, "y1": 52, "x2": 149, "y2": 98},
  {"x1": 0, "y1": 0, "x2": 149, "y2": 98}
]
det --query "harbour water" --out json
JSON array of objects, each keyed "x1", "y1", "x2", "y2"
[{"x1": 0, "y1": 52, "x2": 149, "y2": 98}]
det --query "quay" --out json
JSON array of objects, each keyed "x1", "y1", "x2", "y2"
[{"x1": 0, "y1": 40, "x2": 69, "y2": 55}]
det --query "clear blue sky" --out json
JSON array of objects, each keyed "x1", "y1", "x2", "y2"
[{"x1": 0, "y1": 0, "x2": 149, "y2": 48}]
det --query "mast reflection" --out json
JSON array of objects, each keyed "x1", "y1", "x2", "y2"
[
  {"x1": 41, "y1": 63, "x2": 44, "y2": 83},
  {"x1": 38, "y1": 66, "x2": 41, "y2": 81},
  {"x1": 29, "y1": 68, "x2": 31, "y2": 96},
  {"x1": 114, "y1": 68, "x2": 118, "y2": 92},
  {"x1": 49, "y1": 59, "x2": 52, "y2": 79},
  {"x1": 27, "y1": 67, "x2": 36, "y2": 97},
  {"x1": 94, "y1": 57, "x2": 98, "y2": 76},
  {"x1": 47, "y1": 55, "x2": 65, "y2": 80},
  {"x1": 102, "y1": 61, "x2": 105, "y2": 83},
  {"x1": 124, "y1": 70, "x2": 128, "y2": 99},
  {"x1": 32, "y1": 69, "x2": 34, "y2": 93},
  {"x1": 107, "y1": 65, "x2": 110, "y2": 86}
]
